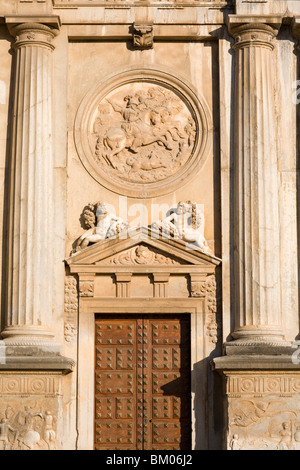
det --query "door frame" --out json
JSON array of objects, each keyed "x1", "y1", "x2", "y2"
[
  {"x1": 76, "y1": 299, "x2": 206, "y2": 450},
  {"x1": 93, "y1": 312, "x2": 192, "y2": 451},
  {"x1": 65, "y1": 230, "x2": 221, "y2": 449}
]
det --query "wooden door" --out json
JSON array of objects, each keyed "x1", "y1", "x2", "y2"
[{"x1": 94, "y1": 314, "x2": 191, "y2": 450}]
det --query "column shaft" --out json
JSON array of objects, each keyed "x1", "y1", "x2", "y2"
[
  {"x1": 3, "y1": 23, "x2": 58, "y2": 343},
  {"x1": 231, "y1": 23, "x2": 284, "y2": 343}
]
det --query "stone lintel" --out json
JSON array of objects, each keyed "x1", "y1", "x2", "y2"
[{"x1": 66, "y1": 24, "x2": 223, "y2": 41}]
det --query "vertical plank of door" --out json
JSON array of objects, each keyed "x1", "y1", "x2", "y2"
[
  {"x1": 142, "y1": 316, "x2": 151, "y2": 450},
  {"x1": 94, "y1": 317, "x2": 138, "y2": 450},
  {"x1": 146, "y1": 315, "x2": 192, "y2": 450},
  {"x1": 136, "y1": 317, "x2": 144, "y2": 450}
]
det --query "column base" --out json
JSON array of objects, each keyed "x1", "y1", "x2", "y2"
[
  {"x1": 0, "y1": 326, "x2": 72, "y2": 370},
  {"x1": 226, "y1": 326, "x2": 292, "y2": 355},
  {"x1": 0, "y1": 338, "x2": 74, "y2": 375}
]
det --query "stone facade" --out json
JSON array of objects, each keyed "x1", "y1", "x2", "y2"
[{"x1": 0, "y1": 0, "x2": 299, "y2": 450}]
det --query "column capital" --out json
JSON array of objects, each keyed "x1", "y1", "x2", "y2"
[
  {"x1": 5, "y1": 15, "x2": 61, "y2": 50},
  {"x1": 227, "y1": 15, "x2": 282, "y2": 49}
]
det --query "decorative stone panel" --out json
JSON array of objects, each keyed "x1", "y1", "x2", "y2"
[
  {"x1": 64, "y1": 276, "x2": 78, "y2": 343},
  {"x1": 226, "y1": 372, "x2": 300, "y2": 450},
  {"x1": 0, "y1": 373, "x2": 62, "y2": 450}
]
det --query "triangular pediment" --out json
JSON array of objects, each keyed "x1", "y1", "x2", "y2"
[{"x1": 66, "y1": 226, "x2": 221, "y2": 268}]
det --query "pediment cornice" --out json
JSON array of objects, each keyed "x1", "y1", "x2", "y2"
[{"x1": 66, "y1": 226, "x2": 221, "y2": 273}]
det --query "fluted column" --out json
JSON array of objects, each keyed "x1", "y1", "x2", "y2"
[
  {"x1": 229, "y1": 20, "x2": 285, "y2": 346},
  {"x1": 3, "y1": 19, "x2": 60, "y2": 345}
]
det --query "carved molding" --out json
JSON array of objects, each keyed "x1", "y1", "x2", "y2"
[
  {"x1": 79, "y1": 280, "x2": 94, "y2": 297},
  {"x1": 190, "y1": 280, "x2": 206, "y2": 298},
  {"x1": 64, "y1": 276, "x2": 78, "y2": 342},
  {"x1": 64, "y1": 277, "x2": 78, "y2": 320},
  {"x1": 52, "y1": 0, "x2": 226, "y2": 5},
  {"x1": 64, "y1": 323, "x2": 77, "y2": 343},
  {"x1": 189, "y1": 274, "x2": 220, "y2": 344},
  {"x1": 205, "y1": 275, "x2": 219, "y2": 344},
  {"x1": 227, "y1": 374, "x2": 300, "y2": 397},
  {"x1": 0, "y1": 375, "x2": 61, "y2": 395},
  {"x1": 104, "y1": 245, "x2": 183, "y2": 266}
]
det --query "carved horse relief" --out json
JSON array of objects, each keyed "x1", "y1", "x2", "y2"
[{"x1": 90, "y1": 83, "x2": 197, "y2": 184}]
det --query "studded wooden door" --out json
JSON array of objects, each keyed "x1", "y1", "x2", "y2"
[{"x1": 94, "y1": 314, "x2": 191, "y2": 450}]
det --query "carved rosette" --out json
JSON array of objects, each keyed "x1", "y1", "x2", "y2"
[
  {"x1": 74, "y1": 68, "x2": 212, "y2": 198},
  {"x1": 79, "y1": 280, "x2": 94, "y2": 297},
  {"x1": 104, "y1": 245, "x2": 183, "y2": 266}
]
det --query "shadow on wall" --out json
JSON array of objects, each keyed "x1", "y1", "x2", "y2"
[{"x1": 0, "y1": 31, "x2": 14, "y2": 337}]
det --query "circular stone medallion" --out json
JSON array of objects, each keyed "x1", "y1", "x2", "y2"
[{"x1": 74, "y1": 68, "x2": 211, "y2": 198}]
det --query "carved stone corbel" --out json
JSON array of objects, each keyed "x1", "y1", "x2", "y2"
[{"x1": 133, "y1": 23, "x2": 153, "y2": 50}]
